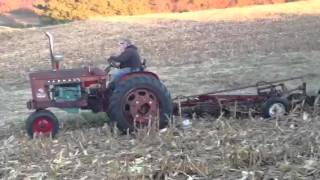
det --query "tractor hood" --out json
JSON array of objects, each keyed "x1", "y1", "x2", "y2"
[{"x1": 29, "y1": 67, "x2": 106, "y2": 80}]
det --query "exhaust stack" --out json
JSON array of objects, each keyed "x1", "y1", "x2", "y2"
[{"x1": 45, "y1": 32, "x2": 63, "y2": 71}]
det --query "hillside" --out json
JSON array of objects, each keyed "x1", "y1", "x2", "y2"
[
  {"x1": 0, "y1": 0, "x2": 296, "y2": 14},
  {"x1": 99, "y1": 0, "x2": 320, "y2": 22},
  {"x1": 0, "y1": 0, "x2": 309, "y2": 27},
  {"x1": 1, "y1": 1, "x2": 320, "y2": 179}
]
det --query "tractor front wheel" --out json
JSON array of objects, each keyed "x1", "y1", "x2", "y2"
[
  {"x1": 108, "y1": 76, "x2": 172, "y2": 132},
  {"x1": 26, "y1": 109, "x2": 59, "y2": 138}
]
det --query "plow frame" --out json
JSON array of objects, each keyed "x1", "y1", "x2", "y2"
[{"x1": 173, "y1": 76, "x2": 308, "y2": 117}]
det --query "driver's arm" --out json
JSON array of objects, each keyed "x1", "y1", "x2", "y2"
[{"x1": 110, "y1": 50, "x2": 132, "y2": 63}]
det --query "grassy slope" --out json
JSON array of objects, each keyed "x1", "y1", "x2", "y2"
[
  {"x1": 96, "y1": 0, "x2": 320, "y2": 22},
  {"x1": 0, "y1": 1, "x2": 320, "y2": 179}
]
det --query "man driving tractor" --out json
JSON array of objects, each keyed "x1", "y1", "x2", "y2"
[{"x1": 108, "y1": 39, "x2": 142, "y2": 82}]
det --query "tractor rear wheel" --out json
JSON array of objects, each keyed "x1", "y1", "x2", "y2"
[
  {"x1": 26, "y1": 109, "x2": 59, "y2": 138},
  {"x1": 108, "y1": 76, "x2": 172, "y2": 132}
]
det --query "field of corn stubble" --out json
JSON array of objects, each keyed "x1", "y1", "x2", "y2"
[{"x1": 1, "y1": 3, "x2": 320, "y2": 179}]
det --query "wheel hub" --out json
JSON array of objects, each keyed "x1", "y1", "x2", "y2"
[
  {"x1": 269, "y1": 103, "x2": 286, "y2": 117},
  {"x1": 124, "y1": 89, "x2": 159, "y2": 124},
  {"x1": 33, "y1": 117, "x2": 54, "y2": 136}
]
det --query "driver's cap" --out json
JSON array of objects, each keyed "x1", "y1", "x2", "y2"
[{"x1": 119, "y1": 39, "x2": 132, "y2": 47}]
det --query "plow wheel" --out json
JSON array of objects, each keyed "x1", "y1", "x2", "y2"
[
  {"x1": 262, "y1": 97, "x2": 289, "y2": 118},
  {"x1": 26, "y1": 109, "x2": 59, "y2": 138},
  {"x1": 108, "y1": 76, "x2": 172, "y2": 132}
]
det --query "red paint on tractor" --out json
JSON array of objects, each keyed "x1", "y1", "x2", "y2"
[
  {"x1": 120, "y1": 71, "x2": 159, "y2": 82},
  {"x1": 123, "y1": 88, "x2": 159, "y2": 124},
  {"x1": 28, "y1": 67, "x2": 107, "y2": 110},
  {"x1": 55, "y1": 62, "x2": 60, "y2": 70},
  {"x1": 33, "y1": 117, "x2": 54, "y2": 136},
  {"x1": 84, "y1": 80, "x2": 98, "y2": 87}
]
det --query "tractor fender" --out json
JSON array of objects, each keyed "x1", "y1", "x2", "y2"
[{"x1": 119, "y1": 71, "x2": 159, "y2": 82}]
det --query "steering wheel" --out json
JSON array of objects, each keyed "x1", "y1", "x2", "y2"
[{"x1": 104, "y1": 57, "x2": 119, "y2": 73}]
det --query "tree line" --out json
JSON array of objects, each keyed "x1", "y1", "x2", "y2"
[{"x1": 1, "y1": 0, "x2": 289, "y2": 20}]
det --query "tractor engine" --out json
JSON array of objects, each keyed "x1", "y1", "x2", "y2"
[
  {"x1": 51, "y1": 83, "x2": 82, "y2": 102},
  {"x1": 27, "y1": 67, "x2": 107, "y2": 111}
]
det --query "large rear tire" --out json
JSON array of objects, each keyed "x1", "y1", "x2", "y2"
[{"x1": 108, "y1": 76, "x2": 172, "y2": 132}]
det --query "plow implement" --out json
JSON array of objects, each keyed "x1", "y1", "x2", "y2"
[{"x1": 172, "y1": 76, "x2": 314, "y2": 118}]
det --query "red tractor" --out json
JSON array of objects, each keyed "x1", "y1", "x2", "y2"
[
  {"x1": 26, "y1": 32, "x2": 172, "y2": 138},
  {"x1": 26, "y1": 33, "x2": 316, "y2": 139}
]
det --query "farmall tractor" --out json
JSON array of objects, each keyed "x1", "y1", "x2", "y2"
[
  {"x1": 26, "y1": 33, "x2": 316, "y2": 138},
  {"x1": 26, "y1": 32, "x2": 172, "y2": 138}
]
